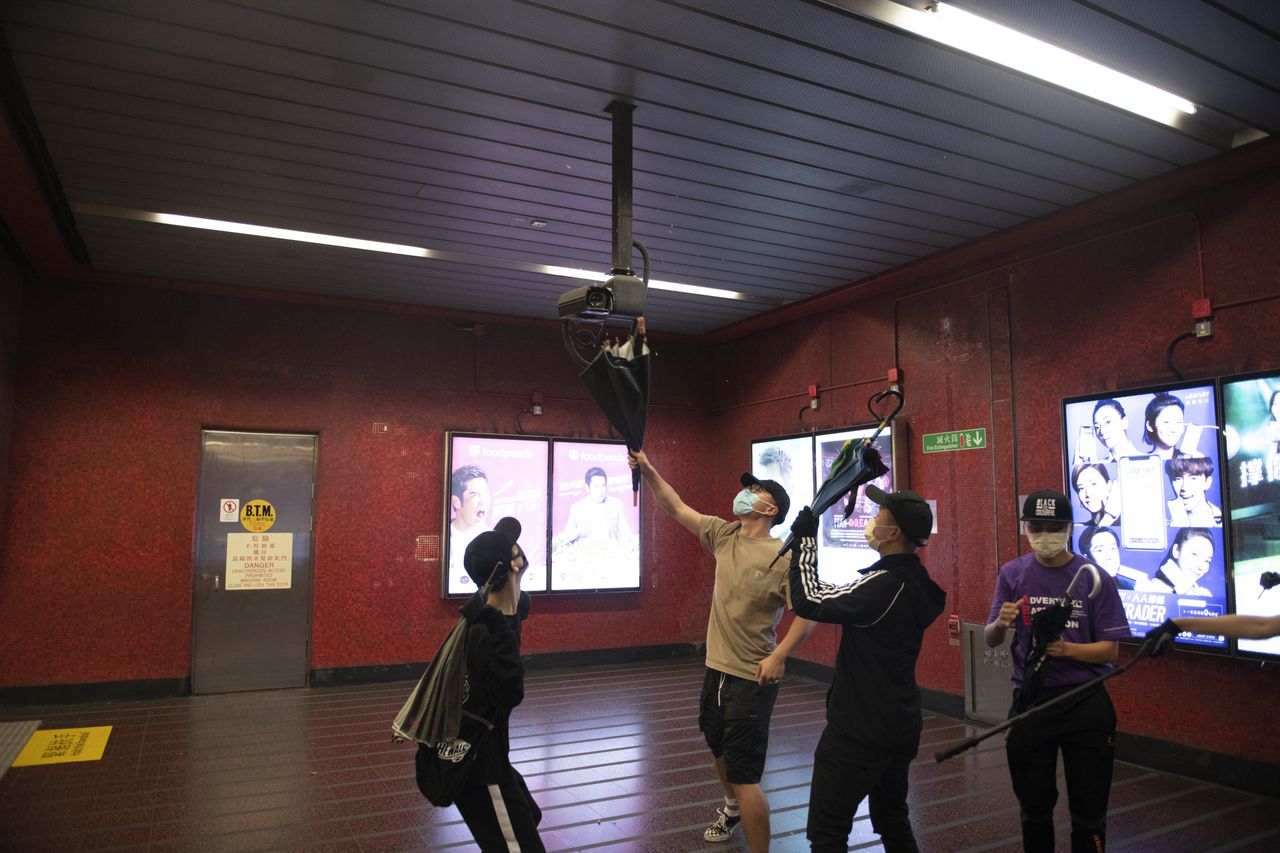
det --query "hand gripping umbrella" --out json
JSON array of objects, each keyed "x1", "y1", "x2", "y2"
[
  {"x1": 579, "y1": 318, "x2": 651, "y2": 505},
  {"x1": 926, "y1": 560, "x2": 1172, "y2": 758},
  {"x1": 769, "y1": 388, "x2": 902, "y2": 568},
  {"x1": 935, "y1": 617, "x2": 1178, "y2": 763},
  {"x1": 1012, "y1": 562, "x2": 1102, "y2": 714}
]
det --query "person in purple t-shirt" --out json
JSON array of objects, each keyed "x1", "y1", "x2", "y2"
[{"x1": 985, "y1": 490, "x2": 1131, "y2": 853}]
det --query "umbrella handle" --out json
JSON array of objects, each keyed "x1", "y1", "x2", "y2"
[
  {"x1": 867, "y1": 388, "x2": 904, "y2": 426},
  {"x1": 1067, "y1": 563, "x2": 1103, "y2": 601},
  {"x1": 935, "y1": 647, "x2": 1155, "y2": 763}
]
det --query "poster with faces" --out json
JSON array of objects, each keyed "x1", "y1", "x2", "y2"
[
  {"x1": 445, "y1": 434, "x2": 549, "y2": 596},
  {"x1": 1063, "y1": 383, "x2": 1228, "y2": 650},
  {"x1": 751, "y1": 435, "x2": 817, "y2": 542},
  {"x1": 549, "y1": 440, "x2": 641, "y2": 592},
  {"x1": 1221, "y1": 372, "x2": 1280, "y2": 658},
  {"x1": 750, "y1": 427, "x2": 892, "y2": 587}
]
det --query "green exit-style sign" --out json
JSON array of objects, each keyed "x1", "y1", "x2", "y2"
[{"x1": 922, "y1": 428, "x2": 987, "y2": 453}]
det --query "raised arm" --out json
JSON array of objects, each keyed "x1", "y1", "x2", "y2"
[
  {"x1": 789, "y1": 535, "x2": 901, "y2": 624},
  {"x1": 629, "y1": 450, "x2": 701, "y2": 535}
]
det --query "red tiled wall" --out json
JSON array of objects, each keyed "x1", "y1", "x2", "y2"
[
  {"x1": 2, "y1": 168, "x2": 1277, "y2": 766},
  {"x1": 0, "y1": 282, "x2": 717, "y2": 684},
  {"x1": 736, "y1": 171, "x2": 1280, "y2": 763},
  {"x1": 0, "y1": 246, "x2": 22, "y2": 541}
]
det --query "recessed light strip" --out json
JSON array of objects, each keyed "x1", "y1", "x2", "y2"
[
  {"x1": 822, "y1": 0, "x2": 1197, "y2": 126},
  {"x1": 72, "y1": 204, "x2": 780, "y2": 305}
]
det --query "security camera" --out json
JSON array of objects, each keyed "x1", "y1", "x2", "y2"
[
  {"x1": 557, "y1": 272, "x2": 646, "y2": 320},
  {"x1": 557, "y1": 284, "x2": 614, "y2": 319}
]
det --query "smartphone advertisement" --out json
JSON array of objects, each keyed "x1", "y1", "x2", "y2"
[
  {"x1": 1063, "y1": 382, "x2": 1228, "y2": 650},
  {"x1": 444, "y1": 434, "x2": 549, "y2": 596},
  {"x1": 1221, "y1": 371, "x2": 1280, "y2": 658},
  {"x1": 550, "y1": 440, "x2": 641, "y2": 592}
]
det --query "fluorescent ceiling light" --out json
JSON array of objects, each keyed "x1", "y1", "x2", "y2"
[
  {"x1": 844, "y1": 1, "x2": 1197, "y2": 125},
  {"x1": 73, "y1": 204, "x2": 775, "y2": 305}
]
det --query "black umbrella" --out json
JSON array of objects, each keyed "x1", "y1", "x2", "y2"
[
  {"x1": 934, "y1": 623, "x2": 1175, "y2": 763},
  {"x1": 770, "y1": 389, "x2": 901, "y2": 567},
  {"x1": 1012, "y1": 563, "x2": 1102, "y2": 714},
  {"x1": 579, "y1": 320, "x2": 651, "y2": 504}
]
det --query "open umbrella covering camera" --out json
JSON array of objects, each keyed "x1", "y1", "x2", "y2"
[{"x1": 579, "y1": 318, "x2": 651, "y2": 505}]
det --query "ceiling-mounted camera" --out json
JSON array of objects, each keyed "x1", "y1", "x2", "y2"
[{"x1": 557, "y1": 272, "x2": 646, "y2": 321}]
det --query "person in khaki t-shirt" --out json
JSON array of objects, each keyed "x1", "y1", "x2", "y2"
[{"x1": 631, "y1": 451, "x2": 815, "y2": 852}]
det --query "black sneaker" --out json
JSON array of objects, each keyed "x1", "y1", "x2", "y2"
[{"x1": 704, "y1": 807, "x2": 741, "y2": 842}]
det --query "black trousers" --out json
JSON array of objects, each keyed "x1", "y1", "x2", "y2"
[
  {"x1": 807, "y1": 725, "x2": 919, "y2": 853},
  {"x1": 454, "y1": 767, "x2": 545, "y2": 852},
  {"x1": 1005, "y1": 686, "x2": 1116, "y2": 853}
]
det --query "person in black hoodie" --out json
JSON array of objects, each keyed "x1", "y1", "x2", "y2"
[
  {"x1": 787, "y1": 486, "x2": 946, "y2": 853},
  {"x1": 451, "y1": 516, "x2": 544, "y2": 852}
]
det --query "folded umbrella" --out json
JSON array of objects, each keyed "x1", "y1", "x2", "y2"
[
  {"x1": 392, "y1": 573, "x2": 497, "y2": 745},
  {"x1": 935, "y1": 619, "x2": 1176, "y2": 763},
  {"x1": 770, "y1": 389, "x2": 901, "y2": 567},
  {"x1": 1013, "y1": 563, "x2": 1102, "y2": 714},
  {"x1": 579, "y1": 319, "x2": 651, "y2": 504}
]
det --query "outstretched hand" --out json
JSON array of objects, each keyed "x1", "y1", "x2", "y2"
[
  {"x1": 791, "y1": 506, "x2": 817, "y2": 539},
  {"x1": 1144, "y1": 618, "x2": 1181, "y2": 657}
]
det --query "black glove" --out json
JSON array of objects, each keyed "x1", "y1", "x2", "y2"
[
  {"x1": 1145, "y1": 618, "x2": 1181, "y2": 657},
  {"x1": 791, "y1": 506, "x2": 817, "y2": 539},
  {"x1": 459, "y1": 593, "x2": 508, "y2": 631}
]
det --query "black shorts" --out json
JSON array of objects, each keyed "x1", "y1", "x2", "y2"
[{"x1": 698, "y1": 667, "x2": 780, "y2": 785}]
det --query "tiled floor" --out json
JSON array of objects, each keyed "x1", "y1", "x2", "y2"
[{"x1": 1, "y1": 659, "x2": 1275, "y2": 852}]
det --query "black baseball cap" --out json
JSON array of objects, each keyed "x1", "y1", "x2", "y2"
[
  {"x1": 739, "y1": 472, "x2": 791, "y2": 527},
  {"x1": 864, "y1": 485, "x2": 933, "y2": 546},
  {"x1": 463, "y1": 516, "x2": 523, "y2": 587},
  {"x1": 1020, "y1": 489, "x2": 1073, "y2": 524}
]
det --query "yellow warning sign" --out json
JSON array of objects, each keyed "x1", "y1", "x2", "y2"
[
  {"x1": 12, "y1": 726, "x2": 112, "y2": 766},
  {"x1": 225, "y1": 532, "x2": 294, "y2": 590},
  {"x1": 240, "y1": 499, "x2": 276, "y2": 532}
]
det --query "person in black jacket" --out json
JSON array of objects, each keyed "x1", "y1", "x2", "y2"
[
  {"x1": 788, "y1": 486, "x2": 946, "y2": 853},
  {"x1": 452, "y1": 516, "x2": 545, "y2": 852}
]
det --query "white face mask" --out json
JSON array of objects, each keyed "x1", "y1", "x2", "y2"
[
  {"x1": 732, "y1": 488, "x2": 774, "y2": 518},
  {"x1": 1026, "y1": 530, "x2": 1070, "y2": 561},
  {"x1": 864, "y1": 522, "x2": 897, "y2": 553}
]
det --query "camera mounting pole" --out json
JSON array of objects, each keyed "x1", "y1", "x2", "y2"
[
  {"x1": 558, "y1": 101, "x2": 647, "y2": 367},
  {"x1": 607, "y1": 100, "x2": 635, "y2": 278}
]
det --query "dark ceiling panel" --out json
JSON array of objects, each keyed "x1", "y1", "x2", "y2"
[{"x1": 2, "y1": 0, "x2": 1274, "y2": 335}]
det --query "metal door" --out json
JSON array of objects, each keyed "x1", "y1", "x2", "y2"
[
  {"x1": 962, "y1": 621, "x2": 1014, "y2": 725},
  {"x1": 192, "y1": 431, "x2": 316, "y2": 693}
]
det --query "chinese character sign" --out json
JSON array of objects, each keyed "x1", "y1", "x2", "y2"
[{"x1": 225, "y1": 532, "x2": 294, "y2": 590}]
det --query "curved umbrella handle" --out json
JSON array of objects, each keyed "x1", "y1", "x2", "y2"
[
  {"x1": 868, "y1": 388, "x2": 904, "y2": 425},
  {"x1": 1068, "y1": 562, "x2": 1103, "y2": 601}
]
